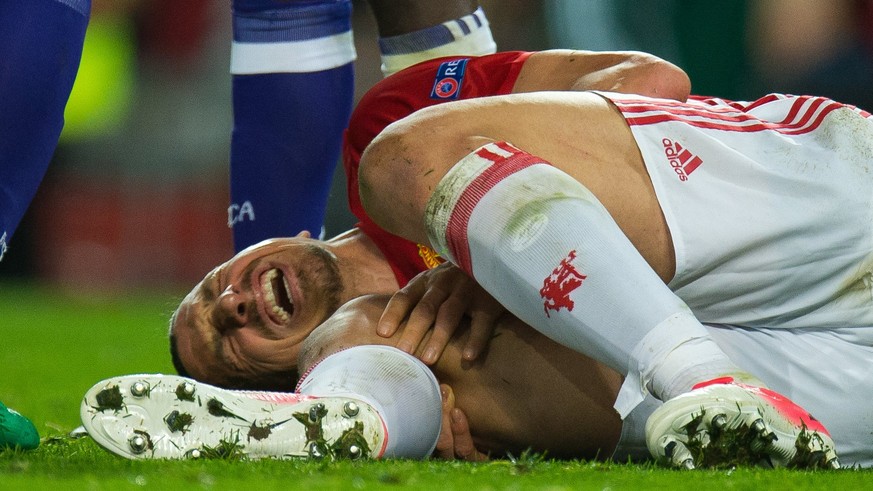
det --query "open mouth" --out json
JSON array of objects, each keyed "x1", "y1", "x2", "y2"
[{"x1": 260, "y1": 268, "x2": 295, "y2": 324}]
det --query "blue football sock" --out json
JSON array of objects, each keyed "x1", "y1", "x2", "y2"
[
  {"x1": 0, "y1": 0, "x2": 90, "y2": 261},
  {"x1": 229, "y1": 0, "x2": 355, "y2": 250}
]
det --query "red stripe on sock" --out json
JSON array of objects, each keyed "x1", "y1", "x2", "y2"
[
  {"x1": 474, "y1": 146, "x2": 505, "y2": 163},
  {"x1": 445, "y1": 145, "x2": 545, "y2": 276},
  {"x1": 493, "y1": 141, "x2": 521, "y2": 154}
]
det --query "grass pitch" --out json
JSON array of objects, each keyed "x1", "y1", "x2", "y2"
[{"x1": 1, "y1": 281, "x2": 869, "y2": 490}]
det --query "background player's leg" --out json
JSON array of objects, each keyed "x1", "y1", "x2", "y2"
[
  {"x1": 229, "y1": 0, "x2": 356, "y2": 250},
  {"x1": 370, "y1": 1, "x2": 496, "y2": 76},
  {"x1": 0, "y1": 0, "x2": 91, "y2": 261},
  {"x1": 229, "y1": 1, "x2": 496, "y2": 251},
  {"x1": 0, "y1": 1, "x2": 90, "y2": 448}
]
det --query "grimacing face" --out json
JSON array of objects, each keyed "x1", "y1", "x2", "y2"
[{"x1": 170, "y1": 236, "x2": 345, "y2": 389}]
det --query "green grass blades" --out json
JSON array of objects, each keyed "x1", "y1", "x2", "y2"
[
  {"x1": 1, "y1": 281, "x2": 870, "y2": 490},
  {"x1": 0, "y1": 281, "x2": 178, "y2": 435}
]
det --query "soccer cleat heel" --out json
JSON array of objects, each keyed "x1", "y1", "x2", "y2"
[
  {"x1": 80, "y1": 374, "x2": 387, "y2": 460},
  {"x1": 646, "y1": 378, "x2": 840, "y2": 469}
]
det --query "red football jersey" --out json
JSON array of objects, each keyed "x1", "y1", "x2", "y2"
[{"x1": 342, "y1": 51, "x2": 533, "y2": 286}]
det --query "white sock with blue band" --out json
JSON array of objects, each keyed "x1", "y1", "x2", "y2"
[
  {"x1": 378, "y1": 6, "x2": 496, "y2": 77},
  {"x1": 229, "y1": 0, "x2": 355, "y2": 250}
]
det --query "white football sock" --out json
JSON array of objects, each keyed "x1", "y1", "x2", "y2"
[
  {"x1": 378, "y1": 6, "x2": 496, "y2": 77},
  {"x1": 296, "y1": 345, "x2": 442, "y2": 458},
  {"x1": 425, "y1": 142, "x2": 742, "y2": 417},
  {"x1": 230, "y1": 0, "x2": 357, "y2": 75}
]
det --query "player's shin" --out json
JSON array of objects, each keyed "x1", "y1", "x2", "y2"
[{"x1": 424, "y1": 141, "x2": 744, "y2": 417}]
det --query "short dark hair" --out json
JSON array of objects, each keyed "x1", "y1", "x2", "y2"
[
  {"x1": 168, "y1": 331, "x2": 299, "y2": 391},
  {"x1": 167, "y1": 308, "x2": 190, "y2": 377},
  {"x1": 168, "y1": 333, "x2": 191, "y2": 378}
]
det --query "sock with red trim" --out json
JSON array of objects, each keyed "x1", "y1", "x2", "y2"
[{"x1": 424, "y1": 141, "x2": 744, "y2": 417}]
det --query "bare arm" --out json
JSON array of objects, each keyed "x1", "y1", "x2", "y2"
[{"x1": 513, "y1": 49, "x2": 692, "y2": 101}]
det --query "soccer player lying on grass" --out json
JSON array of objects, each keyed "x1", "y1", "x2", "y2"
[
  {"x1": 352, "y1": 56, "x2": 873, "y2": 468},
  {"x1": 162, "y1": 49, "x2": 871, "y2": 468}
]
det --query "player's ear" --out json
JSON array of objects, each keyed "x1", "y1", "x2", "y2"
[{"x1": 296, "y1": 230, "x2": 312, "y2": 238}]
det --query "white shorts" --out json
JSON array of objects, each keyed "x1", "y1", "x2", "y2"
[
  {"x1": 602, "y1": 91, "x2": 873, "y2": 330},
  {"x1": 613, "y1": 324, "x2": 873, "y2": 468}
]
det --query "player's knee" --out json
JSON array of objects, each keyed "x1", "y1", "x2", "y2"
[
  {"x1": 360, "y1": 128, "x2": 408, "y2": 230},
  {"x1": 359, "y1": 121, "x2": 438, "y2": 235},
  {"x1": 359, "y1": 110, "x2": 495, "y2": 239}
]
